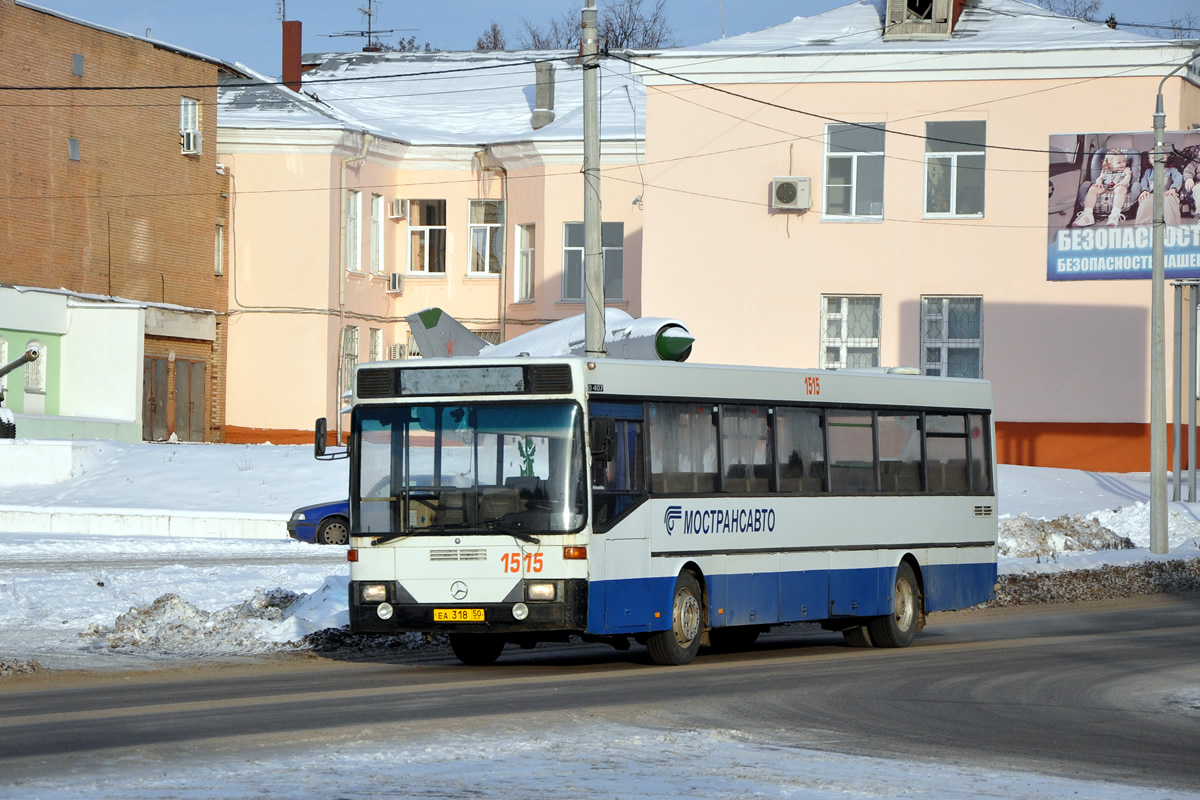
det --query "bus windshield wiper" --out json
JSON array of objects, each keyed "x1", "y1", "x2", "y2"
[{"x1": 487, "y1": 520, "x2": 541, "y2": 545}]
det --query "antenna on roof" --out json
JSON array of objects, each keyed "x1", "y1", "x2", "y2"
[
  {"x1": 323, "y1": 0, "x2": 414, "y2": 52},
  {"x1": 277, "y1": 0, "x2": 286, "y2": 22}
]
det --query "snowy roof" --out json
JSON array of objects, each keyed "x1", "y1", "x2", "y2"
[
  {"x1": 220, "y1": 50, "x2": 645, "y2": 147},
  {"x1": 668, "y1": 0, "x2": 1180, "y2": 57},
  {"x1": 218, "y1": 64, "x2": 362, "y2": 132}
]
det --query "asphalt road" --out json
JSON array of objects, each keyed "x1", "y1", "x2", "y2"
[{"x1": 1, "y1": 596, "x2": 1198, "y2": 791}]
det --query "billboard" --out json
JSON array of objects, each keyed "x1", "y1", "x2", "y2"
[{"x1": 1047, "y1": 130, "x2": 1200, "y2": 281}]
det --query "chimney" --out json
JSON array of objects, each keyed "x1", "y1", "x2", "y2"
[
  {"x1": 532, "y1": 62, "x2": 555, "y2": 130},
  {"x1": 283, "y1": 20, "x2": 302, "y2": 93}
]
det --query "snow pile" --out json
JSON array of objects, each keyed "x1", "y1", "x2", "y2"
[
  {"x1": 999, "y1": 512, "x2": 1133, "y2": 558},
  {"x1": 993, "y1": 560, "x2": 1200, "y2": 606},
  {"x1": 80, "y1": 589, "x2": 307, "y2": 655},
  {"x1": 0, "y1": 657, "x2": 42, "y2": 675}
]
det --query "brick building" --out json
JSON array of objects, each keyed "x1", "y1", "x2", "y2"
[{"x1": 0, "y1": 0, "x2": 238, "y2": 441}]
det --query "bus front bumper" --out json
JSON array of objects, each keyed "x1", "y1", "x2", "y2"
[{"x1": 349, "y1": 579, "x2": 588, "y2": 635}]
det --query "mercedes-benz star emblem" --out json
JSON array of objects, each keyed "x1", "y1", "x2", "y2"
[{"x1": 450, "y1": 581, "x2": 468, "y2": 600}]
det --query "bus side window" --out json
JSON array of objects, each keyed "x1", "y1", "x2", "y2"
[
  {"x1": 775, "y1": 407, "x2": 826, "y2": 493},
  {"x1": 968, "y1": 413, "x2": 993, "y2": 494},
  {"x1": 721, "y1": 405, "x2": 772, "y2": 493},
  {"x1": 827, "y1": 410, "x2": 877, "y2": 494},
  {"x1": 650, "y1": 402, "x2": 718, "y2": 494},
  {"x1": 877, "y1": 412, "x2": 922, "y2": 493},
  {"x1": 926, "y1": 414, "x2": 969, "y2": 492}
]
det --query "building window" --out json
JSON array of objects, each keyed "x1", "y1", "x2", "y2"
[
  {"x1": 342, "y1": 326, "x2": 359, "y2": 396},
  {"x1": 921, "y1": 296, "x2": 982, "y2": 377},
  {"x1": 408, "y1": 200, "x2": 447, "y2": 273},
  {"x1": 925, "y1": 121, "x2": 985, "y2": 217},
  {"x1": 346, "y1": 190, "x2": 361, "y2": 272},
  {"x1": 469, "y1": 200, "x2": 504, "y2": 275},
  {"x1": 824, "y1": 123, "x2": 885, "y2": 219},
  {"x1": 68, "y1": 138, "x2": 80, "y2": 162},
  {"x1": 214, "y1": 224, "x2": 224, "y2": 277},
  {"x1": 516, "y1": 224, "x2": 535, "y2": 301},
  {"x1": 821, "y1": 296, "x2": 880, "y2": 368},
  {"x1": 24, "y1": 339, "x2": 46, "y2": 393},
  {"x1": 370, "y1": 194, "x2": 384, "y2": 274},
  {"x1": 72, "y1": 54, "x2": 84, "y2": 77},
  {"x1": 180, "y1": 97, "x2": 201, "y2": 154},
  {"x1": 369, "y1": 328, "x2": 382, "y2": 363},
  {"x1": 562, "y1": 221, "x2": 624, "y2": 301}
]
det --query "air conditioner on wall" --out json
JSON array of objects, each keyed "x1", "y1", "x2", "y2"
[
  {"x1": 771, "y1": 176, "x2": 811, "y2": 211},
  {"x1": 389, "y1": 198, "x2": 408, "y2": 219},
  {"x1": 181, "y1": 129, "x2": 202, "y2": 155},
  {"x1": 387, "y1": 272, "x2": 404, "y2": 293},
  {"x1": 389, "y1": 343, "x2": 406, "y2": 360}
]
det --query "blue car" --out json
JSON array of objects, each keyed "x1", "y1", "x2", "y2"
[{"x1": 287, "y1": 500, "x2": 350, "y2": 545}]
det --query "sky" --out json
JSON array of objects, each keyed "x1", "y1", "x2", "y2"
[
  {"x1": 24, "y1": 0, "x2": 1200, "y2": 78},
  {"x1": 2, "y1": 438, "x2": 1200, "y2": 796}
]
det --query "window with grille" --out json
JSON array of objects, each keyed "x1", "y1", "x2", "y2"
[
  {"x1": 821, "y1": 296, "x2": 880, "y2": 368},
  {"x1": 921, "y1": 296, "x2": 982, "y2": 377},
  {"x1": 562, "y1": 222, "x2": 623, "y2": 301},
  {"x1": 516, "y1": 223, "x2": 535, "y2": 301},
  {"x1": 370, "y1": 194, "x2": 385, "y2": 274},
  {"x1": 342, "y1": 327, "x2": 359, "y2": 395},
  {"x1": 824, "y1": 123, "x2": 885, "y2": 219},
  {"x1": 346, "y1": 191, "x2": 361, "y2": 272},
  {"x1": 469, "y1": 200, "x2": 504, "y2": 274},
  {"x1": 408, "y1": 200, "x2": 447, "y2": 273},
  {"x1": 368, "y1": 328, "x2": 381, "y2": 363},
  {"x1": 925, "y1": 121, "x2": 985, "y2": 217}
]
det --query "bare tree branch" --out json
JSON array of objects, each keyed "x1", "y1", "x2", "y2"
[{"x1": 476, "y1": 21, "x2": 507, "y2": 51}]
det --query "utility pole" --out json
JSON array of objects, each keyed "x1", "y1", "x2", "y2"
[
  {"x1": 582, "y1": 0, "x2": 606, "y2": 358},
  {"x1": 1150, "y1": 44, "x2": 1200, "y2": 555}
]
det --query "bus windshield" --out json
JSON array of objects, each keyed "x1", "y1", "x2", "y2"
[{"x1": 353, "y1": 402, "x2": 586, "y2": 538}]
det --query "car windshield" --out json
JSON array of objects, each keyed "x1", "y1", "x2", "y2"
[{"x1": 352, "y1": 402, "x2": 586, "y2": 537}]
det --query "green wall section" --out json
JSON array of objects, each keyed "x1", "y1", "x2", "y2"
[{"x1": 0, "y1": 329, "x2": 61, "y2": 415}]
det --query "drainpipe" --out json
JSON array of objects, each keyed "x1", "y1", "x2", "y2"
[
  {"x1": 476, "y1": 148, "x2": 509, "y2": 342},
  {"x1": 336, "y1": 132, "x2": 372, "y2": 442}
]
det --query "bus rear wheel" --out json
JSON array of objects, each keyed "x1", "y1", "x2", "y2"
[
  {"x1": 647, "y1": 571, "x2": 703, "y2": 666},
  {"x1": 448, "y1": 633, "x2": 506, "y2": 666},
  {"x1": 867, "y1": 562, "x2": 920, "y2": 648}
]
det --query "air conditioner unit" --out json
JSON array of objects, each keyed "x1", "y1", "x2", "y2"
[
  {"x1": 387, "y1": 272, "x2": 404, "y2": 293},
  {"x1": 181, "y1": 129, "x2": 202, "y2": 155},
  {"x1": 771, "y1": 176, "x2": 811, "y2": 211},
  {"x1": 389, "y1": 343, "x2": 406, "y2": 360},
  {"x1": 388, "y1": 198, "x2": 408, "y2": 219}
]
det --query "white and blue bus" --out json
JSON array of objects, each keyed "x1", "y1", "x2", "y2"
[{"x1": 332, "y1": 357, "x2": 997, "y2": 666}]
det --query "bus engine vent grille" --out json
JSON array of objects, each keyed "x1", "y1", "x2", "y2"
[
  {"x1": 357, "y1": 368, "x2": 397, "y2": 398},
  {"x1": 429, "y1": 548, "x2": 488, "y2": 562},
  {"x1": 973, "y1": 505, "x2": 994, "y2": 517},
  {"x1": 526, "y1": 364, "x2": 573, "y2": 394}
]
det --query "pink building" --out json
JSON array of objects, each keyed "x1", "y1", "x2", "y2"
[
  {"x1": 217, "y1": 48, "x2": 646, "y2": 443},
  {"x1": 634, "y1": 0, "x2": 1200, "y2": 471}
]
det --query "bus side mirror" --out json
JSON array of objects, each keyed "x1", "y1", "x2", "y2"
[
  {"x1": 315, "y1": 417, "x2": 328, "y2": 458},
  {"x1": 590, "y1": 417, "x2": 616, "y2": 463}
]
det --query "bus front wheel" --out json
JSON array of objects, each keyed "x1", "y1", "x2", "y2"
[
  {"x1": 448, "y1": 633, "x2": 506, "y2": 666},
  {"x1": 867, "y1": 562, "x2": 920, "y2": 648},
  {"x1": 647, "y1": 572, "x2": 703, "y2": 666}
]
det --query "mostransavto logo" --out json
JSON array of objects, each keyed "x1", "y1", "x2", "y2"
[
  {"x1": 664, "y1": 505, "x2": 683, "y2": 535},
  {"x1": 663, "y1": 505, "x2": 776, "y2": 536}
]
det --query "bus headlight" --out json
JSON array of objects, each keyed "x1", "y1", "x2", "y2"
[
  {"x1": 512, "y1": 602, "x2": 530, "y2": 621},
  {"x1": 361, "y1": 583, "x2": 389, "y2": 603},
  {"x1": 376, "y1": 602, "x2": 394, "y2": 620},
  {"x1": 526, "y1": 582, "x2": 556, "y2": 601}
]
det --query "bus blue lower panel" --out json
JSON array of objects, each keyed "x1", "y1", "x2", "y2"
[{"x1": 585, "y1": 561, "x2": 997, "y2": 636}]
